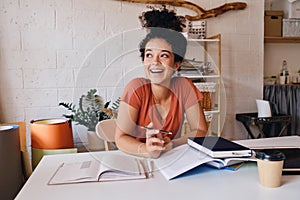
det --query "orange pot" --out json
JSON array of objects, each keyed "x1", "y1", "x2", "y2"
[{"x1": 30, "y1": 118, "x2": 74, "y2": 149}]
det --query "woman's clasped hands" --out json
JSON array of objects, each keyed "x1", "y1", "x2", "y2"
[{"x1": 145, "y1": 123, "x2": 173, "y2": 158}]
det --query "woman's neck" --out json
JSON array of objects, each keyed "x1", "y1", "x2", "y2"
[
  {"x1": 151, "y1": 83, "x2": 172, "y2": 103},
  {"x1": 151, "y1": 83, "x2": 173, "y2": 121}
]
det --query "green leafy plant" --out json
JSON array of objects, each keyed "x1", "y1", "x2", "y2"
[{"x1": 59, "y1": 89, "x2": 119, "y2": 131}]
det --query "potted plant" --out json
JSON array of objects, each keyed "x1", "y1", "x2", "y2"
[
  {"x1": 59, "y1": 88, "x2": 119, "y2": 151},
  {"x1": 59, "y1": 89, "x2": 113, "y2": 131}
]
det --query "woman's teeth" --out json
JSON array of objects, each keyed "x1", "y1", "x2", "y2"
[{"x1": 150, "y1": 69, "x2": 163, "y2": 73}]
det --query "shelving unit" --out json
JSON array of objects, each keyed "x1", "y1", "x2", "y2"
[
  {"x1": 178, "y1": 34, "x2": 223, "y2": 136},
  {"x1": 264, "y1": 36, "x2": 300, "y2": 43}
]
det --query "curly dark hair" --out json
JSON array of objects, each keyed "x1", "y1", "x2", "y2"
[
  {"x1": 139, "y1": 6, "x2": 186, "y2": 32},
  {"x1": 139, "y1": 6, "x2": 187, "y2": 63}
]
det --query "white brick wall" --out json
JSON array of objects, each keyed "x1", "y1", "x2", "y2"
[{"x1": 0, "y1": 0, "x2": 264, "y2": 145}]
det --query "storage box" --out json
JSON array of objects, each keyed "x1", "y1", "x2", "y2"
[
  {"x1": 288, "y1": 0, "x2": 300, "y2": 19},
  {"x1": 264, "y1": 10, "x2": 284, "y2": 36},
  {"x1": 194, "y1": 82, "x2": 216, "y2": 111},
  {"x1": 283, "y1": 18, "x2": 300, "y2": 36}
]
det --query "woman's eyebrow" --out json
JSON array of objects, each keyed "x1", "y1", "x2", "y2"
[
  {"x1": 145, "y1": 48, "x2": 172, "y2": 54},
  {"x1": 161, "y1": 49, "x2": 172, "y2": 54}
]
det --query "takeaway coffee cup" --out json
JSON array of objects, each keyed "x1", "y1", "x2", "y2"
[{"x1": 255, "y1": 150, "x2": 285, "y2": 188}]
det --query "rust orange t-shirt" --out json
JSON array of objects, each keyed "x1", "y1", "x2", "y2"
[{"x1": 121, "y1": 77, "x2": 203, "y2": 141}]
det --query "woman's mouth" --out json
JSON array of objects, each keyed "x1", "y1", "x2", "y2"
[{"x1": 150, "y1": 68, "x2": 164, "y2": 73}]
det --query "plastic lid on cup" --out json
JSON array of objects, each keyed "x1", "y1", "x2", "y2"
[{"x1": 255, "y1": 149, "x2": 286, "y2": 161}]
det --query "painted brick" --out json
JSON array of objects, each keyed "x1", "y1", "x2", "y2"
[
  {"x1": 73, "y1": 10, "x2": 104, "y2": 32},
  {"x1": 123, "y1": 29, "x2": 146, "y2": 53},
  {"x1": 105, "y1": 11, "x2": 140, "y2": 33},
  {"x1": 0, "y1": 69, "x2": 23, "y2": 88},
  {"x1": 20, "y1": 0, "x2": 73, "y2": 9},
  {"x1": 0, "y1": 106, "x2": 25, "y2": 122},
  {"x1": 74, "y1": 67, "x2": 106, "y2": 89},
  {"x1": 103, "y1": 34, "x2": 123, "y2": 67},
  {"x1": 74, "y1": 0, "x2": 116, "y2": 11},
  {"x1": 55, "y1": 9, "x2": 74, "y2": 31},
  {"x1": 0, "y1": 6, "x2": 55, "y2": 31},
  {"x1": 25, "y1": 107, "x2": 66, "y2": 121},
  {"x1": 0, "y1": 0, "x2": 19, "y2": 11},
  {"x1": 1, "y1": 49, "x2": 56, "y2": 68},
  {"x1": 24, "y1": 68, "x2": 74, "y2": 88},
  {"x1": 58, "y1": 88, "x2": 74, "y2": 103},
  {"x1": 57, "y1": 50, "x2": 87, "y2": 69},
  {"x1": 22, "y1": 29, "x2": 73, "y2": 50},
  {"x1": 0, "y1": 29, "x2": 21, "y2": 50},
  {"x1": 97, "y1": 67, "x2": 123, "y2": 87},
  {"x1": 74, "y1": 31, "x2": 106, "y2": 51},
  {"x1": 1, "y1": 88, "x2": 57, "y2": 107}
]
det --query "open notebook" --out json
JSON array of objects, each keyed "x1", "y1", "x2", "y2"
[
  {"x1": 48, "y1": 154, "x2": 149, "y2": 185},
  {"x1": 154, "y1": 144, "x2": 256, "y2": 180}
]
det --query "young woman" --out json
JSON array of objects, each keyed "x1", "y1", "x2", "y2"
[{"x1": 115, "y1": 8, "x2": 207, "y2": 158}]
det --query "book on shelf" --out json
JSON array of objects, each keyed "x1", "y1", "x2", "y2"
[
  {"x1": 48, "y1": 154, "x2": 149, "y2": 185},
  {"x1": 154, "y1": 144, "x2": 256, "y2": 180},
  {"x1": 187, "y1": 136, "x2": 253, "y2": 158}
]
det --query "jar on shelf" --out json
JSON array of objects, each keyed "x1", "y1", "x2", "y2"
[{"x1": 279, "y1": 60, "x2": 290, "y2": 84}]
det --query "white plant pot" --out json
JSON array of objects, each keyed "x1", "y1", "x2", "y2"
[
  {"x1": 87, "y1": 130, "x2": 105, "y2": 151},
  {"x1": 72, "y1": 123, "x2": 88, "y2": 148}
]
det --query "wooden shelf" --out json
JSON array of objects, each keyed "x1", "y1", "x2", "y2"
[{"x1": 264, "y1": 36, "x2": 300, "y2": 43}]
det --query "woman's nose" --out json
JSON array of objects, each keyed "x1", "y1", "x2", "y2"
[{"x1": 151, "y1": 55, "x2": 160, "y2": 65}]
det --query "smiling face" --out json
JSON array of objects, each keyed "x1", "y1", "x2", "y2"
[{"x1": 144, "y1": 38, "x2": 180, "y2": 85}]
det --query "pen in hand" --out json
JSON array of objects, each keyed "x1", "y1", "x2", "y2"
[{"x1": 142, "y1": 126, "x2": 172, "y2": 135}]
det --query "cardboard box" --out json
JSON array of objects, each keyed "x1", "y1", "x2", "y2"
[
  {"x1": 264, "y1": 10, "x2": 284, "y2": 36},
  {"x1": 283, "y1": 18, "x2": 300, "y2": 36}
]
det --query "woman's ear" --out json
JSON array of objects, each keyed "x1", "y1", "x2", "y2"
[{"x1": 174, "y1": 62, "x2": 181, "y2": 71}]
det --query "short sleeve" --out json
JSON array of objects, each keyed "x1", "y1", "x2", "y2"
[
  {"x1": 173, "y1": 77, "x2": 203, "y2": 110},
  {"x1": 120, "y1": 78, "x2": 150, "y2": 110}
]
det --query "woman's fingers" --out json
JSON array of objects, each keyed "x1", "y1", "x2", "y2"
[
  {"x1": 146, "y1": 137, "x2": 165, "y2": 150},
  {"x1": 146, "y1": 128, "x2": 159, "y2": 138}
]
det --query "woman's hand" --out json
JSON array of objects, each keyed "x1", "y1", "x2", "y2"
[
  {"x1": 162, "y1": 136, "x2": 173, "y2": 152},
  {"x1": 144, "y1": 123, "x2": 173, "y2": 158},
  {"x1": 144, "y1": 123, "x2": 166, "y2": 158}
]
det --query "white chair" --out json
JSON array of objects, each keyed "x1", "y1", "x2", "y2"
[{"x1": 95, "y1": 119, "x2": 117, "y2": 151}]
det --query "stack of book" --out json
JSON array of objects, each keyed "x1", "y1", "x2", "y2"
[
  {"x1": 187, "y1": 136, "x2": 253, "y2": 158},
  {"x1": 155, "y1": 136, "x2": 255, "y2": 180}
]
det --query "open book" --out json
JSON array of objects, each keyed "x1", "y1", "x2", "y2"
[
  {"x1": 48, "y1": 154, "x2": 148, "y2": 185},
  {"x1": 154, "y1": 144, "x2": 256, "y2": 180}
]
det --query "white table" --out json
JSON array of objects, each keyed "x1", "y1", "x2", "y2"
[{"x1": 16, "y1": 137, "x2": 300, "y2": 200}]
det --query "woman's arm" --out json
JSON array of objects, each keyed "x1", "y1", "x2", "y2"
[
  {"x1": 115, "y1": 101, "x2": 165, "y2": 158},
  {"x1": 172, "y1": 102, "x2": 208, "y2": 147}
]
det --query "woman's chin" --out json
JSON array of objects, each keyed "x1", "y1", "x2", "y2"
[{"x1": 149, "y1": 78, "x2": 164, "y2": 84}]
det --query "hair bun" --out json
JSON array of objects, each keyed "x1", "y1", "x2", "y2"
[{"x1": 139, "y1": 6, "x2": 186, "y2": 32}]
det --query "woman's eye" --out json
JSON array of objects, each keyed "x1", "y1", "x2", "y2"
[
  {"x1": 145, "y1": 53, "x2": 152, "y2": 58},
  {"x1": 161, "y1": 53, "x2": 169, "y2": 58}
]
